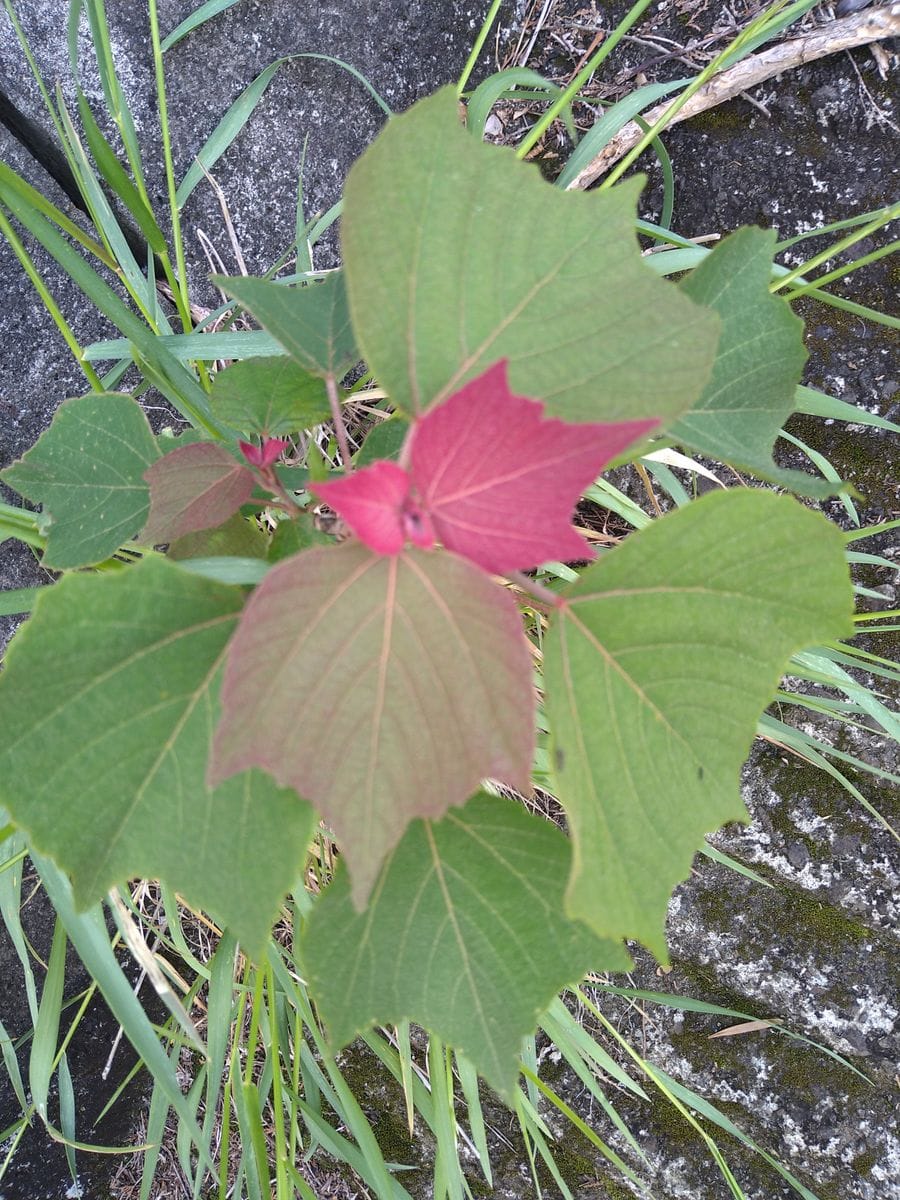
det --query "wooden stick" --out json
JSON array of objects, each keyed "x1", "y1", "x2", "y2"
[{"x1": 566, "y1": 4, "x2": 900, "y2": 191}]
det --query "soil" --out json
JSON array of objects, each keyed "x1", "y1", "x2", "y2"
[{"x1": 0, "y1": 1, "x2": 897, "y2": 1198}]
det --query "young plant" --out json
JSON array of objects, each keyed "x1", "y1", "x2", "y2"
[
  {"x1": 0, "y1": 87, "x2": 856, "y2": 1097},
  {"x1": 0, "y1": 1, "x2": 896, "y2": 1193}
]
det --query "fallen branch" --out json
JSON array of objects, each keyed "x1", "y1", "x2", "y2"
[{"x1": 567, "y1": 3, "x2": 900, "y2": 190}]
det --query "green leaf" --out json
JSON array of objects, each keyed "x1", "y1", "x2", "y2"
[
  {"x1": 355, "y1": 416, "x2": 410, "y2": 466},
  {"x1": 213, "y1": 272, "x2": 357, "y2": 379},
  {"x1": 544, "y1": 490, "x2": 854, "y2": 957},
  {"x1": 267, "y1": 514, "x2": 329, "y2": 561},
  {"x1": 342, "y1": 88, "x2": 719, "y2": 422},
  {"x1": 671, "y1": 227, "x2": 839, "y2": 497},
  {"x1": 210, "y1": 356, "x2": 332, "y2": 436},
  {"x1": 168, "y1": 511, "x2": 270, "y2": 560},
  {"x1": 0, "y1": 588, "x2": 41, "y2": 617},
  {"x1": 142, "y1": 442, "x2": 256, "y2": 544},
  {"x1": 303, "y1": 792, "x2": 629, "y2": 1099},
  {"x1": 210, "y1": 543, "x2": 535, "y2": 906},
  {"x1": 0, "y1": 558, "x2": 314, "y2": 957},
  {"x1": 0, "y1": 393, "x2": 160, "y2": 569}
]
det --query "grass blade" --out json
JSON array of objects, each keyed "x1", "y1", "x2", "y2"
[
  {"x1": 0, "y1": 177, "x2": 224, "y2": 435},
  {"x1": 557, "y1": 78, "x2": 688, "y2": 189},
  {"x1": 31, "y1": 851, "x2": 214, "y2": 1171},
  {"x1": 58, "y1": 1052, "x2": 78, "y2": 1180},
  {"x1": 467, "y1": 68, "x2": 567, "y2": 139},
  {"x1": 455, "y1": 1052, "x2": 492, "y2": 1186},
  {"x1": 177, "y1": 52, "x2": 390, "y2": 209},
  {"x1": 794, "y1": 385, "x2": 900, "y2": 432},
  {"x1": 76, "y1": 89, "x2": 168, "y2": 256},
  {"x1": 161, "y1": 0, "x2": 243, "y2": 52},
  {"x1": 176, "y1": 60, "x2": 296, "y2": 208},
  {"x1": 428, "y1": 1037, "x2": 463, "y2": 1200},
  {"x1": 0, "y1": 589, "x2": 41, "y2": 617},
  {"x1": 29, "y1": 914, "x2": 67, "y2": 1120}
]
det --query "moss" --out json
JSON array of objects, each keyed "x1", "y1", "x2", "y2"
[
  {"x1": 774, "y1": 1035, "x2": 872, "y2": 1103},
  {"x1": 541, "y1": 1137, "x2": 602, "y2": 1186},
  {"x1": 852, "y1": 1147, "x2": 878, "y2": 1176},
  {"x1": 687, "y1": 103, "x2": 746, "y2": 134},
  {"x1": 593, "y1": 1175, "x2": 642, "y2": 1199}
]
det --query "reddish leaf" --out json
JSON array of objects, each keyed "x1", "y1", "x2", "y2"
[
  {"x1": 313, "y1": 460, "x2": 435, "y2": 555},
  {"x1": 409, "y1": 361, "x2": 658, "y2": 573},
  {"x1": 209, "y1": 542, "x2": 534, "y2": 904},
  {"x1": 143, "y1": 443, "x2": 256, "y2": 544},
  {"x1": 239, "y1": 437, "x2": 290, "y2": 468},
  {"x1": 312, "y1": 361, "x2": 657, "y2": 574}
]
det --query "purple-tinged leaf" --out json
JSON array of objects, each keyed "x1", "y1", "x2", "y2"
[
  {"x1": 210, "y1": 542, "x2": 535, "y2": 904},
  {"x1": 239, "y1": 437, "x2": 290, "y2": 469},
  {"x1": 143, "y1": 442, "x2": 256, "y2": 544},
  {"x1": 313, "y1": 362, "x2": 656, "y2": 572},
  {"x1": 312, "y1": 460, "x2": 435, "y2": 555}
]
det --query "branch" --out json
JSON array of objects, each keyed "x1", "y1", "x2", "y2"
[{"x1": 566, "y1": 4, "x2": 900, "y2": 190}]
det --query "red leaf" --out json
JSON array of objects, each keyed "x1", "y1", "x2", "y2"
[
  {"x1": 410, "y1": 361, "x2": 658, "y2": 573},
  {"x1": 313, "y1": 460, "x2": 433, "y2": 555},
  {"x1": 209, "y1": 542, "x2": 534, "y2": 905},
  {"x1": 143, "y1": 443, "x2": 256, "y2": 544},
  {"x1": 312, "y1": 362, "x2": 657, "y2": 573},
  {"x1": 239, "y1": 437, "x2": 290, "y2": 468}
]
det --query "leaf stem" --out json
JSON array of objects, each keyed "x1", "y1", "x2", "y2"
[
  {"x1": 325, "y1": 373, "x2": 354, "y2": 470},
  {"x1": 506, "y1": 570, "x2": 563, "y2": 611}
]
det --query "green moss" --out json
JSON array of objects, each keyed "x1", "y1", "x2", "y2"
[
  {"x1": 774, "y1": 1035, "x2": 871, "y2": 1102},
  {"x1": 687, "y1": 103, "x2": 745, "y2": 134},
  {"x1": 542, "y1": 1137, "x2": 601, "y2": 1185},
  {"x1": 593, "y1": 1176, "x2": 641, "y2": 1199},
  {"x1": 852, "y1": 1147, "x2": 878, "y2": 1176}
]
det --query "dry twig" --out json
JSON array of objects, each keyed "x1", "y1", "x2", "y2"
[{"x1": 566, "y1": 3, "x2": 900, "y2": 189}]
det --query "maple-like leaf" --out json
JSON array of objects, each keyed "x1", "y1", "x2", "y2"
[
  {"x1": 313, "y1": 361, "x2": 656, "y2": 574},
  {"x1": 544, "y1": 489, "x2": 854, "y2": 957},
  {"x1": 209, "y1": 541, "x2": 535, "y2": 905},
  {"x1": 0, "y1": 393, "x2": 160, "y2": 569},
  {"x1": 302, "y1": 792, "x2": 630, "y2": 1100}
]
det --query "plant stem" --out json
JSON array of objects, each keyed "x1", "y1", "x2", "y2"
[
  {"x1": 457, "y1": 0, "x2": 504, "y2": 96},
  {"x1": 506, "y1": 570, "x2": 563, "y2": 611},
  {"x1": 325, "y1": 373, "x2": 354, "y2": 470},
  {"x1": 147, "y1": 0, "x2": 193, "y2": 332}
]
